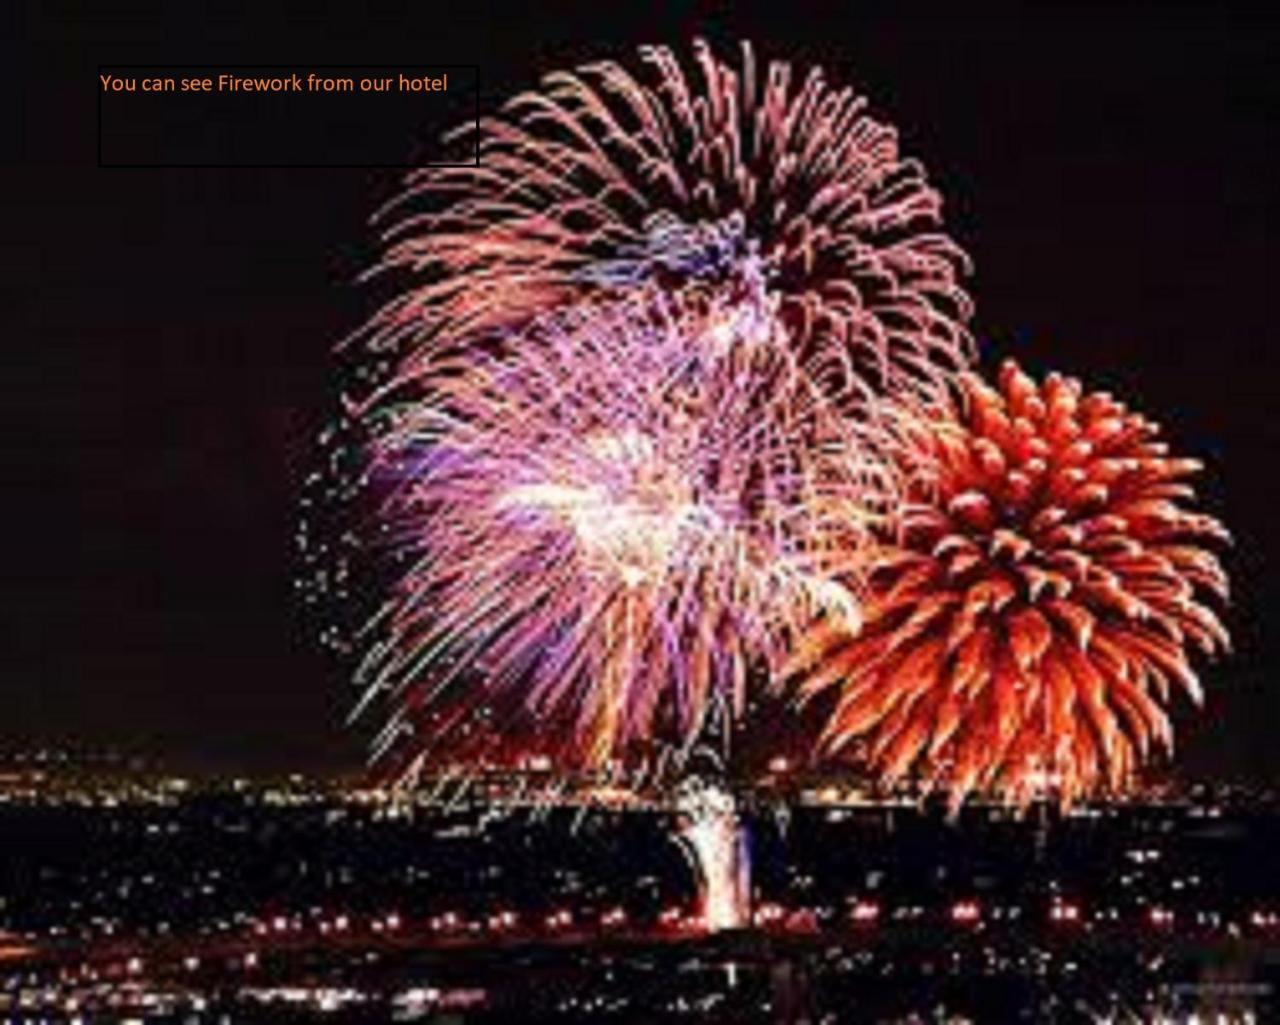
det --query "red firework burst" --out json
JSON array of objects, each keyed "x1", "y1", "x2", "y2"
[
  {"x1": 789, "y1": 360, "x2": 1231, "y2": 807},
  {"x1": 365, "y1": 39, "x2": 972, "y2": 406}
]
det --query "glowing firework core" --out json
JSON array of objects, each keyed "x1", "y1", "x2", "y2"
[{"x1": 500, "y1": 429, "x2": 708, "y2": 589}]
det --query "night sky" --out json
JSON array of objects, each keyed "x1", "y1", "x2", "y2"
[{"x1": 9, "y1": 3, "x2": 1278, "y2": 779}]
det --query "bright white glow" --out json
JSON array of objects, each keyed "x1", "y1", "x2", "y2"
[
  {"x1": 499, "y1": 429, "x2": 711, "y2": 589},
  {"x1": 677, "y1": 782, "x2": 750, "y2": 932}
]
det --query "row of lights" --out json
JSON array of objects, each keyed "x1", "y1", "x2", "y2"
[
  {"x1": 219, "y1": 900, "x2": 1280, "y2": 943},
  {"x1": 749, "y1": 899, "x2": 1280, "y2": 932},
  {"x1": 38, "y1": 899, "x2": 1280, "y2": 985}
]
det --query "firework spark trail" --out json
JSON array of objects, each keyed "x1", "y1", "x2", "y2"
[
  {"x1": 360, "y1": 40, "x2": 973, "y2": 411},
  {"x1": 316, "y1": 41, "x2": 1235, "y2": 822},
  {"x1": 330, "y1": 41, "x2": 985, "y2": 790},
  {"x1": 789, "y1": 360, "x2": 1231, "y2": 809},
  {"x1": 354, "y1": 287, "x2": 898, "y2": 773}
]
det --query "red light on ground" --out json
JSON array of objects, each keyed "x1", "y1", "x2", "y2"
[
  {"x1": 787, "y1": 908, "x2": 819, "y2": 933},
  {"x1": 850, "y1": 901, "x2": 880, "y2": 923},
  {"x1": 1148, "y1": 907, "x2": 1175, "y2": 927},
  {"x1": 487, "y1": 909, "x2": 518, "y2": 931},
  {"x1": 1050, "y1": 902, "x2": 1081, "y2": 923},
  {"x1": 950, "y1": 901, "x2": 981, "y2": 924}
]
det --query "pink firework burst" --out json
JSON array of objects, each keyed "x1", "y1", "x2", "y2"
[
  {"x1": 362, "y1": 39, "x2": 973, "y2": 407},
  {"x1": 352, "y1": 287, "x2": 897, "y2": 776},
  {"x1": 334, "y1": 40, "x2": 978, "y2": 783}
]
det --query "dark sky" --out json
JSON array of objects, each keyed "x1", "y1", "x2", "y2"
[{"x1": 8, "y1": 3, "x2": 1278, "y2": 778}]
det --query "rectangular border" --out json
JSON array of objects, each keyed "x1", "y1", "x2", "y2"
[{"x1": 98, "y1": 63, "x2": 480, "y2": 168}]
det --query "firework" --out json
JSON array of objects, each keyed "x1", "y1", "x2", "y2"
[
  {"x1": 338, "y1": 40, "x2": 980, "y2": 781},
  {"x1": 789, "y1": 360, "x2": 1230, "y2": 807},
  {"x1": 676, "y1": 780, "x2": 751, "y2": 931},
  {"x1": 352, "y1": 285, "x2": 895, "y2": 776},
  {"x1": 362, "y1": 39, "x2": 973, "y2": 410}
]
